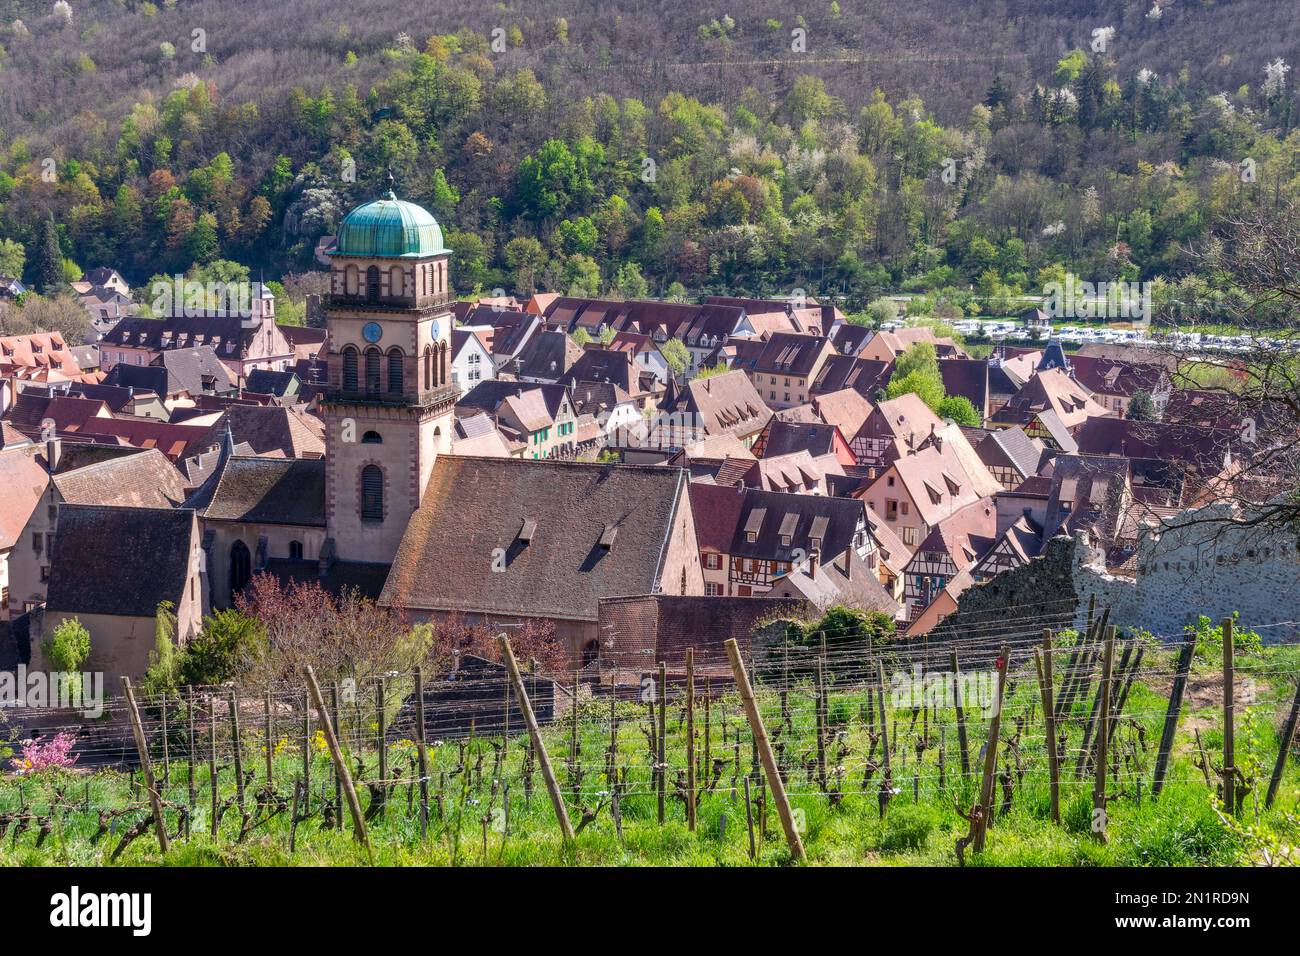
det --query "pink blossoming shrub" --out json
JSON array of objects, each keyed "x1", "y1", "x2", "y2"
[{"x1": 15, "y1": 732, "x2": 78, "y2": 773}]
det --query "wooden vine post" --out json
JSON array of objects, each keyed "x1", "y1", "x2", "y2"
[
  {"x1": 413, "y1": 667, "x2": 430, "y2": 837},
  {"x1": 1266, "y1": 674, "x2": 1300, "y2": 809},
  {"x1": 686, "y1": 648, "x2": 697, "y2": 832},
  {"x1": 951, "y1": 651, "x2": 969, "y2": 778},
  {"x1": 1152, "y1": 637, "x2": 1196, "y2": 798},
  {"x1": 1034, "y1": 630, "x2": 1060, "y2": 824},
  {"x1": 121, "y1": 677, "x2": 169, "y2": 854},
  {"x1": 656, "y1": 660, "x2": 667, "y2": 825},
  {"x1": 1222, "y1": 617, "x2": 1236, "y2": 815},
  {"x1": 724, "y1": 638, "x2": 805, "y2": 863},
  {"x1": 971, "y1": 645, "x2": 1010, "y2": 854},
  {"x1": 304, "y1": 665, "x2": 371, "y2": 857},
  {"x1": 1092, "y1": 633, "x2": 1115, "y2": 843},
  {"x1": 497, "y1": 634, "x2": 575, "y2": 842}
]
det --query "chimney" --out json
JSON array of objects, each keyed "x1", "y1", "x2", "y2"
[
  {"x1": 808, "y1": 547, "x2": 820, "y2": 580},
  {"x1": 842, "y1": 549, "x2": 851, "y2": 580},
  {"x1": 46, "y1": 436, "x2": 62, "y2": 473}
]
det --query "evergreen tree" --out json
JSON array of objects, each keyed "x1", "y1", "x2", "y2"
[{"x1": 37, "y1": 217, "x2": 65, "y2": 294}]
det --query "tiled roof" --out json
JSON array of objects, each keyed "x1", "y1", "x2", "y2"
[
  {"x1": 560, "y1": 348, "x2": 640, "y2": 394},
  {"x1": 756, "y1": 419, "x2": 843, "y2": 459},
  {"x1": 0, "y1": 446, "x2": 48, "y2": 550},
  {"x1": 809, "y1": 354, "x2": 893, "y2": 398},
  {"x1": 380, "y1": 458, "x2": 692, "y2": 622},
  {"x1": 53, "y1": 447, "x2": 188, "y2": 508},
  {"x1": 46, "y1": 505, "x2": 196, "y2": 618},
  {"x1": 658, "y1": 370, "x2": 771, "y2": 444},
  {"x1": 770, "y1": 547, "x2": 900, "y2": 616},
  {"x1": 938, "y1": 358, "x2": 990, "y2": 415},
  {"x1": 1074, "y1": 417, "x2": 1234, "y2": 474},
  {"x1": 511, "y1": 328, "x2": 581, "y2": 380},
  {"x1": 194, "y1": 456, "x2": 326, "y2": 526},
  {"x1": 812, "y1": 387, "x2": 874, "y2": 441},
  {"x1": 193, "y1": 405, "x2": 325, "y2": 459},
  {"x1": 688, "y1": 483, "x2": 748, "y2": 552},
  {"x1": 749, "y1": 332, "x2": 832, "y2": 377}
]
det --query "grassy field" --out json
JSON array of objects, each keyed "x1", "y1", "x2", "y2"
[{"x1": 1, "y1": 640, "x2": 1297, "y2": 867}]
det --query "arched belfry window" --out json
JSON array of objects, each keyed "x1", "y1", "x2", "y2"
[
  {"x1": 424, "y1": 345, "x2": 433, "y2": 389},
  {"x1": 360, "y1": 465, "x2": 384, "y2": 523},
  {"x1": 341, "y1": 346, "x2": 359, "y2": 391},
  {"x1": 366, "y1": 266, "x2": 380, "y2": 302},
  {"x1": 364, "y1": 347, "x2": 381, "y2": 396},
  {"x1": 361, "y1": 431, "x2": 383, "y2": 444},
  {"x1": 387, "y1": 348, "x2": 404, "y2": 394}
]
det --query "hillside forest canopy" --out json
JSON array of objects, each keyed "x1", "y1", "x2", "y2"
[{"x1": 0, "y1": 0, "x2": 1296, "y2": 322}]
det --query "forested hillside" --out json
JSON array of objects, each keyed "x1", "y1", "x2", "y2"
[{"x1": 0, "y1": 0, "x2": 1297, "y2": 316}]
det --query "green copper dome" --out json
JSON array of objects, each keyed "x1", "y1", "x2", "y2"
[{"x1": 332, "y1": 192, "x2": 446, "y2": 258}]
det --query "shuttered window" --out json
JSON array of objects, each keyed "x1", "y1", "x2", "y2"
[
  {"x1": 364, "y1": 348, "x2": 381, "y2": 395},
  {"x1": 361, "y1": 465, "x2": 383, "y2": 522},
  {"x1": 342, "y1": 347, "x2": 359, "y2": 391},
  {"x1": 387, "y1": 349, "x2": 404, "y2": 394}
]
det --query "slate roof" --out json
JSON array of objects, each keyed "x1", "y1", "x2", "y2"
[
  {"x1": 1069, "y1": 353, "x2": 1169, "y2": 397},
  {"x1": 380, "y1": 458, "x2": 692, "y2": 622},
  {"x1": 102, "y1": 316, "x2": 266, "y2": 358},
  {"x1": 191, "y1": 456, "x2": 326, "y2": 526},
  {"x1": 978, "y1": 426, "x2": 1046, "y2": 481},
  {"x1": 1042, "y1": 454, "x2": 1132, "y2": 544},
  {"x1": 46, "y1": 505, "x2": 196, "y2": 618},
  {"x1": 245, "y1": 369, "x2": 301, "y2": 399},
  {"x1": 724, "y1": 487, "x2": 867, "y2": 563}
]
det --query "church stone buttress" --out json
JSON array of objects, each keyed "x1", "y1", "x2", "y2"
[{"x1": 321, "y1": 190, "x2": 458, "y2": 565}]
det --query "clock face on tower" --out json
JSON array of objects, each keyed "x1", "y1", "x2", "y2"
[
  {"x1": 362, "y1": 321, "x2": 383, "y2": 344},
  {"x1": 431, "y1": 320, "x2": 441, "y2": 340}
]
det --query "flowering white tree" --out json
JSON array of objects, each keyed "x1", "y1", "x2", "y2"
[
  {"x1": 1263, "y1": 58, "x2": 1291, "y2": 98},
  {"x1": 51, "y1": 1, "x2": 72, "y2": 26}
]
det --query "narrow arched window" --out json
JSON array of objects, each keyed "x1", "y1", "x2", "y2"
[
  {"x1": 387, "y1": 347, "x2": 404, "y2": 394},
  {"x1": 289, "y1": 540, "x2": 304, "y2": 561},
  {"x1": 360, "y1": 465, "x2": 384, "y2": 522},
  {"x1": 439, "y1": 341, "x2": 448, "y2": 385},
  {"x1": 390, "y1": 265, "x2": 404, "y2": 298},
  {"x1": 366, "y1": 266, "x2": 380, "y2": 302},
  {"x1": 364, "y1": 347, "x2": 381, "y2": 395},
  {"x1": 424, "y1": 345, "x2": 433, "y2": 388},
  {"x1": 341, "y1": 346, "x2": 359, "y2": 391},
  {"x1": 345, "y1": 264, "x2": 358, "y2": 296}
]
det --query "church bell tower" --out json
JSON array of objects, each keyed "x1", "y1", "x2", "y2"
[{"x1": 321, "y1": 185, "x2": 457, "y2": 564}]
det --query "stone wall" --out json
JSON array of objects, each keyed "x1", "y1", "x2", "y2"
[
  {"x1": 930, "y1": 504, "x2": 1300, "y2": 645},
  {"x1": 1072, "y1": 504, "x2": 1300, "y2": 641}
]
